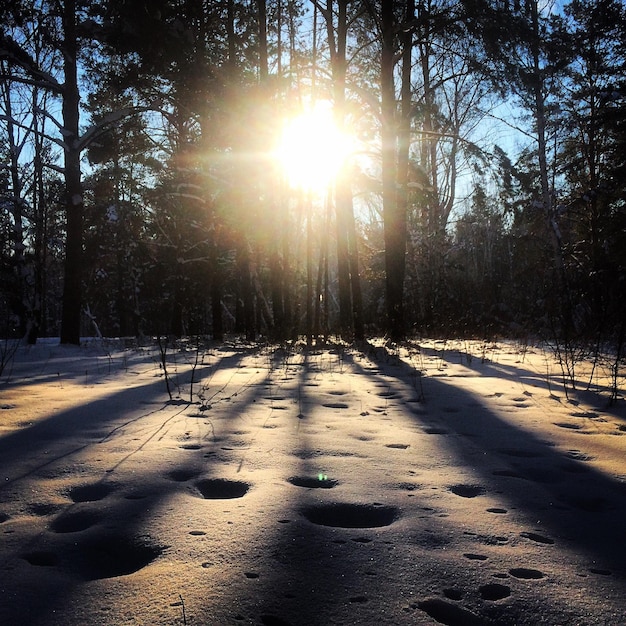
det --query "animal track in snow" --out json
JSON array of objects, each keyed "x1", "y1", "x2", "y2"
[
  {"x1": 423, "y1": 426, "x2": 449, "y2": 434},
  {"x1": 589, "y1": 568, "x2": 612, "y2": 576},
  {"x1": 465, "y1": 531, "x2": 509, "y2": 545},
  {"x1": 570, "y1": 411, "x2": 599, "y2": 419},
  {"x1": 566, "y1": 450, "x2": 594, "y2": 461},
  {"x1": 377, "y1": 390, "x2": 400, "y2": 398},
  {"x1": 393, "y1": 482, "x2": 421, "y2": 492},
  {"x1": 29, "y1": 502, "x2": 62, "y2": 516},
  {"x1": 554, "y1": 422, "x2": 582, "y2": 430}
]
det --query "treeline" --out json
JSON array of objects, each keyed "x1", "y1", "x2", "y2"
[{"x1": 1, "y1": 0, "x2": 625, "y2": 349}]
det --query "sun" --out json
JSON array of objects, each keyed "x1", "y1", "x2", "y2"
[{"x1": 274, "y1": 101, "x2": 354, "y2": 193}]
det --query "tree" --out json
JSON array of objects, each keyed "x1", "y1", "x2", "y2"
[
  {"x1": 379, "y1": 1, "x2": 407, "y2": 341},
  {"x1": 555, "y1": 0, "x2": 626, "y2": 338},
  {"x1": 1, "y1": 0, "x2": 163, "y2": 343},
  {"x1": 314, "y1": 0, "x2": 365, "y2": 340}
]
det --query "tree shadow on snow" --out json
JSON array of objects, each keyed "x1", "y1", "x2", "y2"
[
  {"x1": 353, "y1": 343, "x2": 626, "y2": 574},
  {"x1": 0, "y1": 349, "x2": 264, "y2": 625}
]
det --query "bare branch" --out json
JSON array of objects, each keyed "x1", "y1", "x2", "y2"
[
  {"x1": 0, "y1": 113, "x2": 66, "y2": 150},
  {"x1": 78, "y1": 105, "x2": 175, "y2": 151},
  {"x1": 0, "y1": 34, "x2": 63, "y2": 94}
]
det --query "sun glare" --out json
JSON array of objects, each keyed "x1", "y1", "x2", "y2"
[{"x1": 275, "y1": 102, "x2": 353, "y2": 193}]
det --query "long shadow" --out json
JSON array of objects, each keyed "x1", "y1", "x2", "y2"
[
  {"x1": 0, "y1": 372, "x2": 186, "y2": 485},
  {"x1": 421, "y1": 343, "x2": 626, "y2": 420},
  {"x1": 0, "y1": 347, "x2": 268, "y2": 625},
  {"x1": 249, "y1": 349, "x2": 377, "y2": 626},
  {"x1": 0, "y1": 350, "x2": 258, "y2": 485},
  {"x1": 2, "y1": 343, "x2": 150, "y2": 390},
  {"x1": 354, "y1": 343, "x2": 626, "y2": 574},
  {"x1": 5, "y1": 342, "x2": 623, "y2": 624},
  {"x1": 224, "y1": 344, "x2": 626, "y2": 626}
]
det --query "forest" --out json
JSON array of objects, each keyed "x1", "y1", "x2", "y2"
[
  {"x1": 1, "y1": 0, "x2": 625, "y2": 352},
  {"x1": 2, "y1": 4, "x2": 626, "y2": 623}
]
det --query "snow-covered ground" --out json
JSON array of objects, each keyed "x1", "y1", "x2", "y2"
[{"x1": 0, "y1": 338, "x2": 625, "y2": 625}]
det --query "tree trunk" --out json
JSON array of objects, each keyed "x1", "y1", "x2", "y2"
[
  {"x1": 330, "y1": 0, "x2": 363, "y2": 340},
  {"x1": 396, "y1": 0, "x2": 415, "y2": 339},
  {"x1": 211, "y1": 245, "x2": 224, "y2": 342},
  {"x1": 60, "y1": 0, "x2": 83, "y2": 345},
  {"x1": 345, "y1": 187, "x2": 364, "y2": 340},
  {"x1": 381, "y1": 2, "x2": 406, "y2": 341},
  {"x1": 1, "y1": 72, "x2": 27, "y2": 338},
  {"x1": 240, "y1": 243, "x2": 256, "y2": 341}
]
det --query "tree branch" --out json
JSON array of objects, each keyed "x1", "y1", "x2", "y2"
[{"x1": 0, "y1": 35, "x2": 63, "y2": 94}]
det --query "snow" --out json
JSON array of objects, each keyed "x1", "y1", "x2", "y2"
[{"x1": 0, "y1": 338, "x2": 625, "y2": 625}]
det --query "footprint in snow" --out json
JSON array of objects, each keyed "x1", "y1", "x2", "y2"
[
  {"x1": 67, "y1": 482, "x2": 117, "y2": 503},
  {"x1": 416, "y1": 598, "x2": 484, "y2": 626},
  {"x1": 193, "y1": 478, "x2": 250, "y2": 499},
  {"x1": 566, "y1": 450, "x2": 594, "y2": 461},
  {"x1": 479, "y1": 583, "x2": 511, "y2": 600},
  {"x1": 554, "y1": 422, "x2": 583, "y2": 430},
  {"x1": 509, "y1": 567, "x2": 545, "y2": 579},
  {"x1": 449, "y1": 484, "x2": 486, "y2": 498},
  {"x1": 50, "y1": 508, "x2": 102, "y2": 533},
  {"x1": 167, "y1": 468, "x2": 200, "y2": 482},
  {"x1": 443, "y1": 588, "x2": 464, "y2": 600},
  {"x1": 520, "y1": 531, "x2": 554, "y2": 545},
  {"x1": 29, "y1": 503, "x2": 62, "y2": 516},
  {"x1": 287, "y1": 475, "x2": 338, "y2": 489}
]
